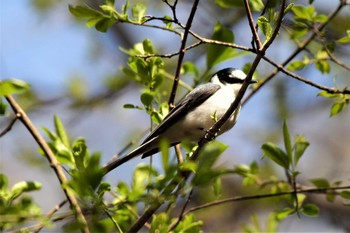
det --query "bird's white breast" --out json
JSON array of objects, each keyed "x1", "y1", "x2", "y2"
[{"x1": 167, "y1": 84, "x2": 241, "y2": 142}]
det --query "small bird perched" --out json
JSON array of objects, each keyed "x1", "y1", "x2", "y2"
[{"x1": 104, "y1": 68, "x2": 256, "y2": 174}]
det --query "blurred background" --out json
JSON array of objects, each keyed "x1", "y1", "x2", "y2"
[{"x1": 1, "y1": 0, "x2": 350, "y2": 231}]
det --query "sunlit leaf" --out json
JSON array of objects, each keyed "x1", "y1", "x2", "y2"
[
  {"x1": 54, "y1": 115, "x2": 70, "y2": 148},
  {"x1": 310, "y1": 178, "x2": 330, "y2": 189},
  {"x1": 0, "y1": 79, "x2": 30, "y2": 96},
  {"x1": 302, "y1": 203, "x2": 319, "y2": 217},
  {"x1": 10, "y1": 181, "x2": 42, "y2": 200},
  {"x1": 340, "y1": 191, "x2": 350, "y2": 199},
  {"x1": 207, "y1": 23, "x2": 237, "y2": 69},
  {"x1": 283, "y1": 120, "x2": 292, "y2": 160},
  {"x1": 293, "y1": 135, "x2": 309, "y2": 165},
  {"x1": 261, "y1": 143, "x2": 289, "y2": 169}
]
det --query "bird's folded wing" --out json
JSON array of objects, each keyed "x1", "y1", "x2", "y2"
[{"x1": 141, "y1": 83, "x2": 221, "y2": 145}]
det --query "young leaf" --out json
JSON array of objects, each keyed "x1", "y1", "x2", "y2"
[
  {"x1": 207, "y1": 23, "x2": 237, "y2": 69},
  {"x1": 293, "y1": 135, "x2": 309, "y2": 165},
  {"x1": 261, "y1": 143, "x2": 289, "y2": 169},
  {"x1": 0, "y1": 79, "x2": 30, "y2": 96},
  {"x1": 283, "y1": 120, "x2": 292, "y2": 161},
  {"x1": 302, "y1": 203, "x2": 319, "y2": 217},
  {"x1": 10, "y1": 181, "x2": 42, "y2": 200},
  {"x1": 310, "y1": 178, "x2": 330, "y2": 189},
  {"x1": 54, "y1": 115, "x2": 70, "y2": 148},
  {"x1": 287, "y1": 60, "x2": 306, "y2": 71},
  {"x1": 132, "y1": 3, "x2": 146, "y2": 23},
  {"x1": 330, "y1": 102, "x2": 345, "y2": 117},
  {"x1": 257, "y1": 16, "x2": 272, "y2": 41},
  {"x1": 0, "y1": 98, "x2": 7, "y2": 115},
  {"x1": 340, "y1": 191, "x2": 350, "y2": 199}
]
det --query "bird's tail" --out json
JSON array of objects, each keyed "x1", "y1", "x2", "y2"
[{"x1": 102, "y1": 138, "x2": 158, "y2": 175}]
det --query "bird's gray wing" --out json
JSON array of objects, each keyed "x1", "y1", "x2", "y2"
[
  {"x1": 141, "y1": 83, "x2": 221, "y2": 149},
  {"x1": 103, "y1": 83, "x2": 221, "y2": 174}
]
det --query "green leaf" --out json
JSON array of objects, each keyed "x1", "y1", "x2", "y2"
[
  {"x1": 212, "y1": 177, "x2": 222, "y2": 198},
  {"x1": 337, "y1": 35, "x2": 350, "y2": 44},
  {"x1": 174, "y1": 214, "x2": 203, "y2": 232},
  {"x1": 293, "y1": 135, "x2": 309, "y2": 165},
  {"x1": 340, "y1": 191, "x2": 350, "y2": 199},
  {"x1": 315, "y1": 60, "x2": 330, "y2": 73},
  {"x1": 0, "y1": 98, "x2": 7, "y2": 115},
  {"x1": 275, "y1": 207, "x2": 295, "y2": 220},
  {"x1": 140, "y1": 90, "x2": 154, "y2": 107},
  {"x1": 283, "y1": 120, "x2": 292, "y2": 161},
  {"x1": 192, "y1": 141, "x2": 228, "y2": 186},
  {"x1": 261, "y1": 143, "x2": 289, "y2": 169},
  {"x1": 10, "y1": 181, "x2": 42, "y2": 200},
  {"x1": 142, "y1": 39, "x2": 154, "y2": 54},
  {"x1": 182, "y1": 62, "x2": 199, "y2": 77},
  {"x1": 330, "y1": 102, "x2": 345, "y2": 117},
  {"x1": 0, "y1": 174, "x2": 9, "y2": 192},
  {"x1": 54, "y1": 115, "x2": 70, "y2": 148},
  {"x1": 159, "y1": 138, "x2": 170, "y2": 173},
  {"x1": 72, "y1": 138, "x2": 89, "y2": 170},
  {"x1": 68, "y1": 5, "x2": 102, "y2": 19},
  {"x1": 287, "y1": 60, "x2": 306, "y2": 71},
  {"x1": 215, "y1": 0, "x2": 264, "y2": 11},
  {"x1": 257, "y1": 16, "x2": 272, "y2": 41},
  {"x1": 150, "y1": 213, "x2": 170, "y2": 233},
  {"x1": 207, "y1": 23, "x2": 237, "y2": 69},
  {"x1": 310, "y1": 178, "x2": 330, "y2": 189},
  {"x1": 131, "y1": 3, "x2": 146, "y2": 23},
  {"x1": 302, "y1": 203, "x2": 319, "y2": 217},
  {"x1": 0, "y1": 79, "x2": 30, "y2": 96}
]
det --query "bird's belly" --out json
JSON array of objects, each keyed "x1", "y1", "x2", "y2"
[{"x1": 173, "y1": 91, "x2": 240, "y2": 142}]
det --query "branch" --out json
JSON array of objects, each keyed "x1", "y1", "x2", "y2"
[
  {"x1": 0, "y1": 116, "x2": 18, "y2": 137},
  {"x1": 168, "y1": 0, "x2": 200, "y2": 108},
  {"x1": 183, "y1": 185, "x2": 350, "y2": 216},
  {"x1": 128, "y1": 1, "x2": 287, "y2": 232},
  {"x1": 312, "y1": 26, "x2": 350, "y2": 72},
  {"x1": 262, "y1": 56, "x2": 350, "y2": 95},
  {"x1": 244, "y1": 0, "x2": 347, "y2": 103},
  {"x1": 4, "y1": 96, "x2": 90, "y2": 233},
  {"x1": 243, "y1": 0, "x2": 263, "y2": 50}
]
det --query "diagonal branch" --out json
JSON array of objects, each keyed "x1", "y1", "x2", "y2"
[
  {"x1": 167, "y1": 0, "x2": 200, "y2": 108},
  {"x1": 183, "y1": 185, "x2": 350, "y2": 216},
  {"x1": 4, "y1": 96, "x2": 90, "y2": 233},
  {"x1": 244, "y1": 0, "x2": 347, "y2": 104},
  {"x1": 243, "y1": 0, "x2": 263, "y2": 50}
]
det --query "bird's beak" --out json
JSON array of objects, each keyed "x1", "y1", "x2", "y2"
[{"x1": 250, "y1": 80, "x2": 257, "y2": 84}]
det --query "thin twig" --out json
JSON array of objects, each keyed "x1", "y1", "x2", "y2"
[
  {"x1": 243, "y1": 0, "x2": 263, "y2": 50},
  {"x1": 0, "y1": 115, "x2": 18, "y2": 137},
  {"x1": 168, "y1": 0, "x2": 200, "y2": 108},
  {"x1": 32, "y1": 200, "x2": 68, "y2": 233},
  {"x1": 168, "y1": 188, "x2": 194, "y2": 231},
  {"x1": 4, "y1": 96, "x2": 90, "y2": 233},
  {"x1": 313, "y1": 26, "x2": 350, "y2": 72},
  {"x1": 262, "y1": 56, "x2": 350, "y2": 94},
  {"x1": 244, "y1": 0, "x2": 347, "y2": 104},
  {"x1": 183, "y1": 185, "x2": 350, "y2": 216}
]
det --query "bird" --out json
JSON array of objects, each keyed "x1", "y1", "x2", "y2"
[{"x1": 103, "y1": 68, "x2": 256, "y2": 174}]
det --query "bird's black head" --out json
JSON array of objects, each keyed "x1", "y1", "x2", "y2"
[{"x1": 214, "y1": 68, "x2": 256, "y2": 85}]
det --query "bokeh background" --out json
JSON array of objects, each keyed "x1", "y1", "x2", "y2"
[{"x1": 1, "y1": 0, "x2": 350, "y2": 231}]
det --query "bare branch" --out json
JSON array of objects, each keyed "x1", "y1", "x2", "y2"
[
  {"x1": 183, "y1": 185, "x2": 350, "y2": 216},
  {"x1": 4, "y1": 96, "x2": 90, "y2": 233},
  {"x1": 168, "y1": 0, "x2": 200, "y2": 108},
  {"x1": 243, "y1": 0, "x2": 263, "y2": 50},
  {"x1": 0, "y1": 115, "x2": 18, "y2": 137}
]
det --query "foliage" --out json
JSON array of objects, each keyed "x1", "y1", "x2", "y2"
[{"x1": 1, "y1": 0, "x2": 350, "y2": 232}]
